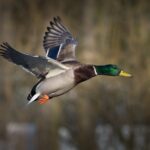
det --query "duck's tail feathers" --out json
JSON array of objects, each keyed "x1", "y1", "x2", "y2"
[{"x1": 27, "y1": 93, "x2": 40, "y2": 105}]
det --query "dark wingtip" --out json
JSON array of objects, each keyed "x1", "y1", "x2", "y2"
[
  {"x1": 0, "y1": 43, "x2": 9, "y2": 59},
  {"x1": 53, "y1": 17, "x2": 57, "y2": 22},
  {"x1": 0, "y1": 42, "x2": 7, "y2": 49},
  {"x1": 50, "y1": 21, "x2": 54, "y2": 26},
  {"x1": 1, "y1": 42, "x2": 11, "y2": 49},
  {"x1": 45, "y1": 32, "x2": 49, "y2": 36},
  {"x1": 43, "y1": 35, "x2": 46, "y2": 39},
  {"x1": 3, "y1": 42, "x2": 8, "y2": 46},
  {"x1": 57, "y1": 16, "x2": 61, "y2": 21},
  {"x1": 47, "y1": 27, "x2": 51, "y2": 31},
  {"x1": 54, "y1": 16, "x2": 61, "y2": 23},
  {"x1": 1, "y1": 42, "x2": 5, "y2": 46},
  {"x1": 0, "y1": 44, "x2": 3, "y2": 48}
]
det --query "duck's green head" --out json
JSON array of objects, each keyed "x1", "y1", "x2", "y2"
[{"x1": 94, "y1": 64, "x2": 132, "y2": 77}]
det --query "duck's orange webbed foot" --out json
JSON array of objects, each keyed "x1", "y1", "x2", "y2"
[{"x1": 38, "y1": 95, "x2": 49, "y2": 104}]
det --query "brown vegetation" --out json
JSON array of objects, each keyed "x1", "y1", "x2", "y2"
[{"x1": 0, "y1": 0, "x2": 150, "y2": 149}]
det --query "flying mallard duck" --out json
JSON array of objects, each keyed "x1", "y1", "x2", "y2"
[{"x1": 0, "y1": 17, "x2": 132, "y2": 104}]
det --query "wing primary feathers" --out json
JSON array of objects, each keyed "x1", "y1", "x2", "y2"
[
  {"x1": 0, "y1": 42, "x2": 69, "y2": 78},
  {"x1": 43, "y1": 17, "x2": 78, "y2": 62},
  {"x1": 0, "y1": 42, "x2": 20, "y2": 63},
  {"x1": 54, "y1": 17, "x2": 67, "y2": 32}
]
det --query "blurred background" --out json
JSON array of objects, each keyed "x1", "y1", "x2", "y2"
[{"x1": 0, "y1": 0, "x2": 150, "y2": 149}]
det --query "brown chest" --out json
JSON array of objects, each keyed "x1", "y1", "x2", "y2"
[{"x1": 74, "y1": 65, "x2": 96, "y2": 84}]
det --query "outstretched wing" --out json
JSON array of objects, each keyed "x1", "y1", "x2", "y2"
[
  {"x1": 43, "y1": 16, "x2": 78, "y2": 62},
  {"x1": 0, "y1": 42, "x2": 68, "y2": 78}
]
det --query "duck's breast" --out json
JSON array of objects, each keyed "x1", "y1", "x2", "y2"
[{"x1": 36, "y1": 69, "x2": 75, "y2": 97}]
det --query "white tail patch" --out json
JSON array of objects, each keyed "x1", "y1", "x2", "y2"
[{"x1": 27, "y1": 93, "x2": 41, "y2": 105}]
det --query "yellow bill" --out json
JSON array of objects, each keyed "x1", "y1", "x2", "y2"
[{"x1": 119, "y1": 70, "x2": 132, "y2": 77}]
